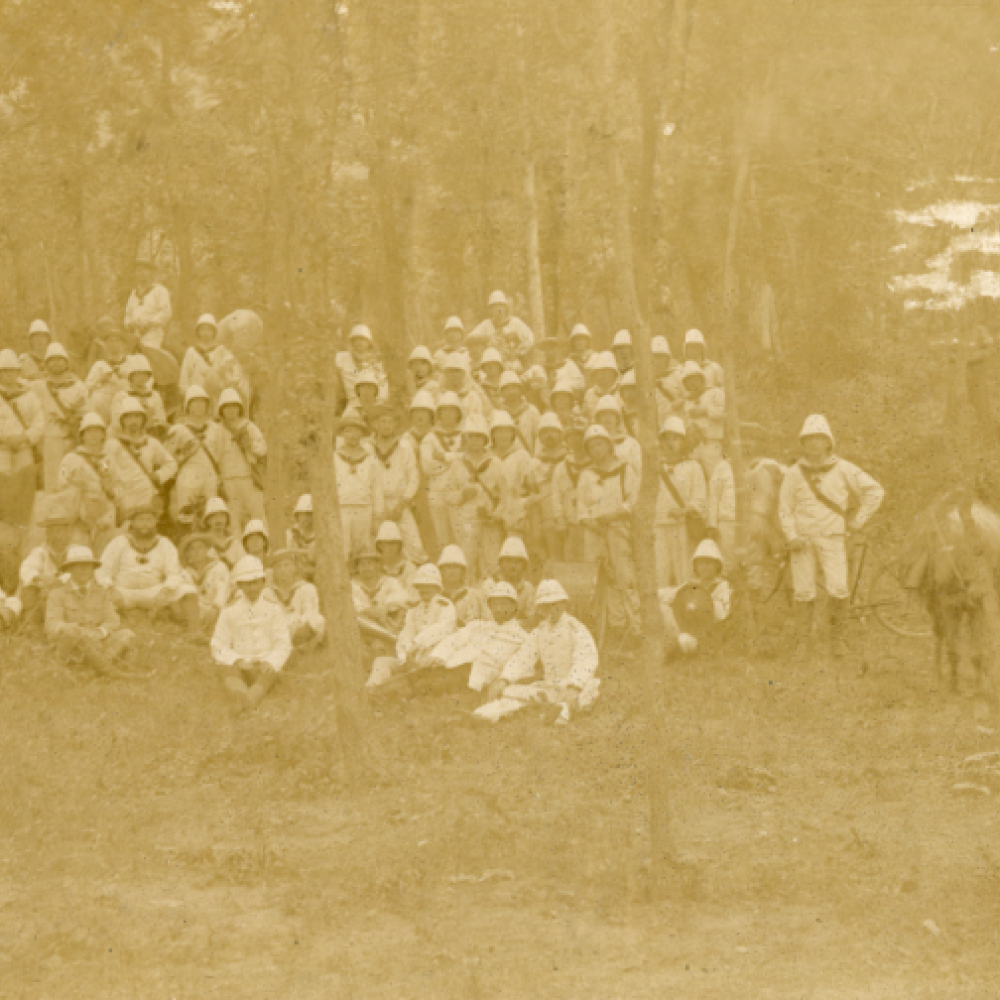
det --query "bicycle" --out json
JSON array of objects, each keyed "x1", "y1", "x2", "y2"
[{"x1": 750, "y1": 536, "x2": 933, "y2": 639}]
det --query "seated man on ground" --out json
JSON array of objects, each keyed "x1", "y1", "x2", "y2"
[
  {"x1": 203, "y1": 496, "x2": 246, "y2": 568},
  {"x1": 18, "y1": 507, "x2": 74, "y2": 631},
  {"x1": 475, "y1": 579, "x2": 600, "y2": 725},
  {"x1": 438, "y1": 544, "x2": 488, "y2": 627},
  {"x1": 658, "y1": 538, "x2": 732, "y2": 656},
  {"x1": 286, "y1": 493, "x2": 316, "y2": 578},
  {"x1": 426, "y1": 581, "x2": 529, "y2": 694},
  {"x1": 352, "y1": 545, "x2": 410, "y2": 658},
  {"x1": 241, "y1": 519, "x2": 270, "y2": 562},
  {"x1": 45, "y1": 545, "x2": 135, "y2": 675},
  {"x1": 265, "y1": 549, "x2": 326, "y2": 655},
  {"x1": 179, "y1": 533, "x2": 231, "y2": 634},
  {"x1": 375, "y1": 520, "x2": 417, "y2": 594},
  {"x1": 367, "y1": 563, "x2": 455, "y2": 688},
  {"x1": 211, "y1": 555, "x2": 292, "y2": 711},
  {"x1": 98, "y1": 504, "x2": 200, "y2": 634}
]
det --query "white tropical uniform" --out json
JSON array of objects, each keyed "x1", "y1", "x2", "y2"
[
  {"x1": 97, "y1": 534, "x2": 197, "y2": 610},
  {"x1": 217, "y1": 417, "x2": 267, "y2": 529},
  {"x1": 610, "y1": 431, "x2": 641, "y2": 480},
  {"x1": 778, "y1": 456, "x2": 884, "y2": 602},
  {"x1": 419, "y1": 429, "x2": 462, "y2": 552},
  {"x1": 707, "y1": 458, "x2": 737, "y2": 572},
  {"x1": 182, "y1": 558, "x2": 231, "y2": 621},
  {"x1": 179, "y1": 344, "x2": 251, "y2": 412},
  {"x1": 369, "y1": 436, "x2": 425, "y2": 564},
  {"x1": 429, "y1": 617, "x2": 529, "y2": 691},
  {"x1": 85, "y1": 357, "x2": 135, "y2": 425},
  {"x1": 492, "y1": 442, "x2": 533, "y2": 537},
  {"x1": 335, "y1": 448, "x2": 381, "y2": 563},
  {"x1": 654, "y1": 458, "x2": 707, "y2": 588},
  {"x1": 59, "y1": 446, "x2": 117, "y2": 551},
  {"x1": 367, "y1": 593, "x2": 456, "y2": 687},
  {"x1": 105, "y1": 434, "x2": 176, "y2": 516},
  {"x1": 335, "y1": 351, "x2": 389, "y2": 407},
  {"x1": 551, "y1": 456, "x2": 589, "y2": 561},
  {"x1": 507, "y1": 402, "x2": 540, "y2": 454},
  {"x1": 31, "y1": 374, "x2": 90, "y2": 492},
  {"x1": 352, "y1": 575, "x2": 410, "y2": 617},
  {"x1": 474, "y1": 611, "x2": 600, "y2": 724},
  {"x1": 110, "y1": 389, "x2": 167, "y2": 436},
  {"x1": 124, "y1": 284, "x2": 172, "y2": 349},
  {"x1": 440, "y1": 456, "x2": 505, "y2": 581},
  {"x1": 468, "y1": 316, "x2": 535, "y2": 365},
  {"x1": 211, "y1": 592, "x2": 292, "y2": 672},
  {"x1": 264, "y1": 580, "x2": 326, "y2": 645},
  {"x1": 0, "y1": 381, "x2": 44, "y2": 528},
  {"x1": 685, "y1": 385, "x2": 726, "y2": 473},
  {"x1": 163, "y1": 425, "x2": 219, "y2": 529},
  {"x1": 578, "y1": 461, "x2": 639, "y2": 630}
]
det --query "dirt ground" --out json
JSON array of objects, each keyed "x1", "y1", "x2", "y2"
[{"x1": 2, "y1": 614, "x2": 999, "y2": 999}]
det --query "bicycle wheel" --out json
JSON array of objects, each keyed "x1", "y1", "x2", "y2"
[{"x1": 869, "y1": 562, "x2": 933, "y2": 638}]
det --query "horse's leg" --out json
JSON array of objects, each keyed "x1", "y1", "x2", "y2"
[{"x1": 970, "y1": 602, "x2": 986, "y2": 695}]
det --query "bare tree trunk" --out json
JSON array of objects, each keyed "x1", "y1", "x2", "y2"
[
  {"x1": 525, "y1": 157, "x2": 546, "y2": 340},
  {"x1": 308, "y1": 362, "x2": 378, "y2": 782},
  {"x1": 367, "y1": 0, "x2": 410, "y2": 403},
  {"x1": 600, "y1": 0, "x2": 678, "y2": 892}
]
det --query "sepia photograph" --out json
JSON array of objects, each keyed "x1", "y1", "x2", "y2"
[{"x1": 1, "y1": 0, "x2": 999, "y2": 996}]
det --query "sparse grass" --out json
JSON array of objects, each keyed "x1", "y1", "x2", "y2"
[{"x1": 1, "y1": 617, "x2": 999, "y2": 998}]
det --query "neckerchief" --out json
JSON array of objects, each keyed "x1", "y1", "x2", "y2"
[
  {"x1": 129, "y1": 388, "x2": 153, "y2": 400},
  {"x1": 373, "y1": 437, "x2": 400, "y2": 467},
  {"x1": 493, "y1": 442, "x2": 524, "y2": 461},
  {"x1": 446, "y1": 587, "x2": 469, "y2": 604},
  {"x1": 126, "y1": 533, "x2": 161, "y2": 562},
  {"x1": 595, "y1": 462, "x2": 627, "y2": 482},
  {"x1": 186, "y1": 558, "x2": 221, "y2": 586},
  {"x1": 337, "y1": 449, "x2": 369, "y2": 470},
  {"x1": 0, "y1": 382, "x2": 27, "y2": 403},
  {"x1": 383, "y1": 560, "x2": 408, "y2": 578},
  {"x1": 193, "y1": 344, "x2": 218, "y2": 365},
  {"x1": 433, "y1": 429, "x2": 460, "y2": 450},
  {"x1": 46, "y1": 373, "x2": 78, "y2": 392},
  {"x1": 133, "y1": 284, "x2": 154, "y2": 302},
  {"x1": 269, "y1": 581, "x2": 302, "y2": 609}
]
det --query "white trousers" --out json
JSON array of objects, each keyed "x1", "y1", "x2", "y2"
[{"x1": 790, "y1": 534, "x2": 848, "y2": 602}]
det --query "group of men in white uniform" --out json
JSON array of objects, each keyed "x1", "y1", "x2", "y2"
[{"x1": 0, "y1": 280, "x2": 886, "y2": 717}]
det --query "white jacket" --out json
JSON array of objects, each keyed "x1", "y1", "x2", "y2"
[
  {"x1": 500, "y1": 612, "x2": 599, "y2": 690},
  {"x1": 655, "y1": 459, "x2": 707, "y2": 525},
  {"x1": 779, "y1": 457, "x2": 884, "y2": 540},
  {"x1": 211, "y1": 593, "x2": 292, "y2": 672}
]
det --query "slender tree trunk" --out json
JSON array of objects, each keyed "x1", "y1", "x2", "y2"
[
  {"x1": 525, "y1": 157, "x2": 546, "y2": 340},
  {"x1": 600, "y1": 0, "x2": 678, "y2": 891},
  {"x1": 367, "y1": 0, "x2": 410, "y2": 403}
]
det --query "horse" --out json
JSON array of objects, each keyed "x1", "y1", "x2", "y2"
[{"x1": 902, "y1": 492, "x2": 1000, "y2": 693}]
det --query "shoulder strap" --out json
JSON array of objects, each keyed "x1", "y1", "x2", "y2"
[
  {"x1": 658, "y1": 465, "x2": 687, "y2": 509},
  {"x1": 0, "y1": 391, "x2": 29, "y2": 432},
  {"x1": 121, "y1": 440, "x2": 161, "y2": 494},
  {"x1": 797, "y1": 460, "x2": 848, "y2": 520}
]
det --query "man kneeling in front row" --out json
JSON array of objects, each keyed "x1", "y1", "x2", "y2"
[
  {"x1": 211, "y1": 555, "x2": 291, "y2": 711},
  {"x1": 45, "y1": 545, "x2": 135, "y2": 675}
]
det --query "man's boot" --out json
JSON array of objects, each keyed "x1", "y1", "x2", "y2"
[
  {"x1": 791, "y1": 601, "x2": 814, "y2": 661},
  {"x1": 828, "y1": 597, "x2": 850, "y2": 660}
]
